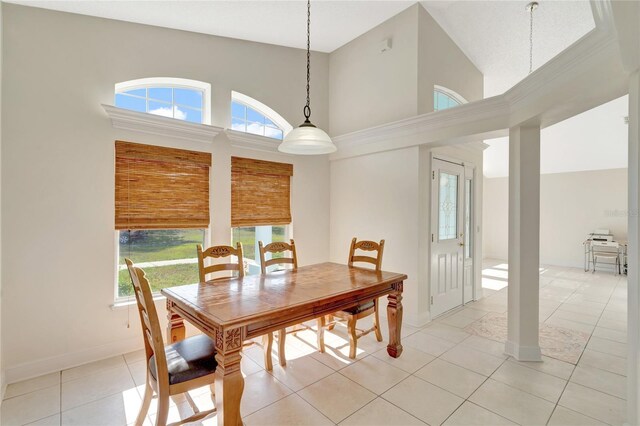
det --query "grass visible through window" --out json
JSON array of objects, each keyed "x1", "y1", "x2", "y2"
[{"x1": 118, "y1": 229, "x2": 204, "y2": 298}]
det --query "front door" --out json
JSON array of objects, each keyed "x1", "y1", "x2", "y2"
[{"x1": 431, "y1": 158, "x2": 465, "y2": 317}]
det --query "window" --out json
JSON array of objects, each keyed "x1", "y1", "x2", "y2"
[
  {"x1": 433, "y1": 86, "x2": 467, "y2": 112},
  {"x1": 114, "y1": 78, "x2": 211, "y2": 124},
  {"x1": 232, "y1": 225, "x2": 288, "y2": 275},
  {"x1": 117, "y1": 229, "x2": 205, "y2": 298},
  {"x1": 464, "y1": 179, "x2": 472, "y2": 258},
  {"x1": 114, "y1": 141, "x2": 212, "y2": 300},
  {"x1": 230, "y1": 91, "x2": 292, "y2": 140},
  {"x1": 231, "y1": 156, "x2": 293, "y2": 276},
  {"x1": 438, "y1": 172, "x2": 458, "y2": 240},
  {"x1": 231, "y1": 101, "x2": 283, "y2": 140}
]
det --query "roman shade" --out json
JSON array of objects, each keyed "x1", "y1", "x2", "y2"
[
  {"x1": 115, "y1": 141, "x2": 211, "y2": 230},
  {"x1": 231, "y1": 157, "x2": 293, "y2": 227}
]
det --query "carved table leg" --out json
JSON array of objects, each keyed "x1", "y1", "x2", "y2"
[
  {"x1": 215, "y1": 327, "x2": 245, "y2": 426},
  {"x1": 387, "y1": 281, "x2": 404, "y2": 358},
  {"x1": 166, "y1": 300, "x2": 186, "y2": 343}
]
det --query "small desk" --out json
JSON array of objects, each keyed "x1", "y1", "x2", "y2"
[{"x1": 161, "y1": 262, "x2": 407, "y2": 426}]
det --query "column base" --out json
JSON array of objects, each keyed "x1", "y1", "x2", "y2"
[{"x1": 504, "y1": 341, "x2": 542, "y2": 361}]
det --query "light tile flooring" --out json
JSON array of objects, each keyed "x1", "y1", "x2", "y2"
[{"x1": 1, "y1": 259, "x2": 627, "y2": 425}]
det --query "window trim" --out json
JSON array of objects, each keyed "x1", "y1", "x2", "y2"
[
  {"x1": 115, "y1": 77, "x2": 212, "y2": 125},
  {"x1": 231, "y1": 91, "x2": 293, "y2": 135}
]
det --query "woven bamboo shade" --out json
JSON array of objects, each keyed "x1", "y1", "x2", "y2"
[
  {"x1": 115, "y1": 141, "x2": 211, "y2": 230},
  {"x1": 231, "y1": 157, "x2": 293, "y2": 227}
]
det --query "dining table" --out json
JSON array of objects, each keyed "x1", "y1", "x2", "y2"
[{"x1": 161, "y1": 261, "x2": 408, "y2": 426}]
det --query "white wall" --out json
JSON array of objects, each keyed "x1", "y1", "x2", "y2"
[
  {"x1": 417, "y1": 6, "x2": 483, "y2": 114},
  {"x1": 330, "y1": 147, "x2": 421, "y2": 323},
  {"x1": 483, "y1": 168, "x2": 628, "y2": 267},
  {"x1": 0, "y1": 0, "x2": 4, "y2": 398},
  {"x1": 1, "y1": 4, "x2": 330, "y2": 383},
  {"x1": 329, "y1": 5, "x2": 419, "y2": 136},
  {"x1": 328, "y1": 4, "x2": 483, "y2": 325}
]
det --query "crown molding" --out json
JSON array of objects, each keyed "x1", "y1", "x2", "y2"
[
  {"x1": 225, "y1": 129, "x2": 285, "y2": 153},
  {"x1": 102, "y1": 105, "x2": 224, "y2": 143},
  {"x1": 330, "y1": 96, "x2": 509, "y2": 161}
]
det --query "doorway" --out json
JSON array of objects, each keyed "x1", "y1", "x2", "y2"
[{"x1": 430, "y1": 157, "x2": 475, "y2": 317}]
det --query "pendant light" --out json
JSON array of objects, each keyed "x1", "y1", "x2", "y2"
[{"x1": 278, "y1": 0, "x2": 337, "y2": 155}]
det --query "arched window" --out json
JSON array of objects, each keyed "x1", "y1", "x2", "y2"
[
  {"x1": 433, "y1": 85, "x2": 467, "y2": 112},
  {"x1": 115, "y1": 78, "x2": 211, "y2": 125},
  {"x1": 231, "y1": 91, "x2": 292, "y2": 141}
]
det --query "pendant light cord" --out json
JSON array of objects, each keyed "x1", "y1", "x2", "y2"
[
  {"x1": 528, "y1": 2, "x2": 536, "y2": 74},
  {"x1": 304, "y1": 0, "x2": 311, "y2": 121}
]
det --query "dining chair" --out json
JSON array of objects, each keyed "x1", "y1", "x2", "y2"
[
  {"x1": 125, "y1": 258, "x2": 217, "y2": 426},
  {"x1": 258, "y1": 240, "x2": 298, "y2": 368},
  {"x1": 197, "y1": 242, "x2": 245, "y2": 282},
  {"x1": 197, "y1": 242, "x2": 279, "y2": 371},
  {"x1": 318, "y1": 237, "x2": 385, "y2": 359}
]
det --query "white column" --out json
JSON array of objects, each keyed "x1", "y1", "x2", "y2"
[
  {"x1": 505, "y1": 125, "x2": 542, "y2": 361},
  {"x1": 628, "y1": 70, "x2": 640, "y2": 425}
]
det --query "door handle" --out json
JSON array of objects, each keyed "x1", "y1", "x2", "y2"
[{"x1": 459, "y1": 242, "x2": 464, "y2": 247}]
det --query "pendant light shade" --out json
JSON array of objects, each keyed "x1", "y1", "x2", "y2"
[
  {"x1": 279, "y1": 123, "x2": 336, "y2": 155},
  {"x1": 278, "y1": 0, "x2": 337, "y2": 155}
]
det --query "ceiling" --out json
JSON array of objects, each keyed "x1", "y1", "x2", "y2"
[
  {"x1": 8, "y1": 1, "x2": 595, "y2": 97},
  {"x1": 5, "y1": 0, "x2": 415, "y2": 53},
  {"x1": 421, "y1": 1, "x2": 596, "y2": 97},
  {"x1": 483, "y1": 95, "x2": 629, "y2": 178}
]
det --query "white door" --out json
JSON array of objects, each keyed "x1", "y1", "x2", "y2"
[
  {"x1": 463, "y1": 173, "x2": 474, "y2": 304},
  {"x1": 431, "y1": 158, "x2": 465, "y2": 317}
]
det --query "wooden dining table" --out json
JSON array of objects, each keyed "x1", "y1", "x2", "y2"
[{"x1": 161, "y1": 262, "x2": 407, "y2": 426}]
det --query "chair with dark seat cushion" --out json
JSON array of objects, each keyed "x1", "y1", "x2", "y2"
[
  {"x1": 149, "y1": 334, "x2": 218, "y2": 385},
  {"x1": 126, "y1": 258, "x2": 217, "y2": 426},
  {"x1": 318, "y1": 238, "x2": 385, "y2": 359}
]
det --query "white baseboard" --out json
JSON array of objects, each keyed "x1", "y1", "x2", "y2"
[
  {"x1": 5, "y1": 337, "x2": 143, "y2": 385},
  {"x1": 504, "y1": 340, "x2": 542, "y2": 361},
  {"x1": 410, "y1": 310, "x2": 431, "y2": 328}
]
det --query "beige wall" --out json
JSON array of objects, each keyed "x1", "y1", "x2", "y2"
[
  {"x1": 329, "y1": 5, "x2": 419, "y2": 136},
  {"x1": 0, "y1": 1, "x2": 4, "y2": 397},
  {"x1": 328, "y1": 5, "x2": 483, "y2": 324},
  {"x1": 417, "y1": 6, "x2": 483, "y2": 114},
  {"x1": 330, "y1": 147, "x2": 421, "y2": 322},
  {"x1": 329, "y1": 4, "x2": 482, "y2": 136},
  {"x1": 1, "y1": 4, "x2": 330, "y2": 382},
  {"x1": 483, "y1": 168, "x2": 628, "y2": 267}
]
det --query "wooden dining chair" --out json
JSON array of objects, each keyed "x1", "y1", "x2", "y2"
[
  {"x1": 318, "y1": 238, "x2": 385, "y2": 359},
  {"x1": 258, "y1": 240, "x2": 298, "y2": 368},
  {"x1": 125, "y1": 259, "x2": 217, "y2": 426},
  {"x1": 197, "y1": 242, "x2": 280, "y2": 371},
  {"x1": 197, "y1": 242, "x2": 244, "y2": 282}
]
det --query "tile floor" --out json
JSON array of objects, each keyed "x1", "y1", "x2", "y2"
[{"x1": 1, "y1": 259, "x2": 628, "y2": 425}]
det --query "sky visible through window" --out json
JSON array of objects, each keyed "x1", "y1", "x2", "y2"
[
  {"x1": 231, "y1": 101, "x2": 284, "y2": 140},
  {"x1": 115, "y1": 87, "x2": 204, "y2": 124}
]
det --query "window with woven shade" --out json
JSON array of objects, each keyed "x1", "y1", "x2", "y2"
[
  {"x1": 114, "y1": 141, "x2": 211, "y2": 300},
  {"x1": 231, "y1": 157, "x2": 293, "y2": 227},
  {"x1": 115, "y1": 141, "x2": 211, "y2": 230}
]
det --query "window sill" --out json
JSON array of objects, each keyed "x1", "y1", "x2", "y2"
[
  {"x1": 103, "y1": 104, "x2": 224, "y2": 144},
  {"x1": 110, "y1": 294, "x2": 165, "y2": 310},
  {"x1": 225, "y1": 129, "x2": 287, "y2": 154}
]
